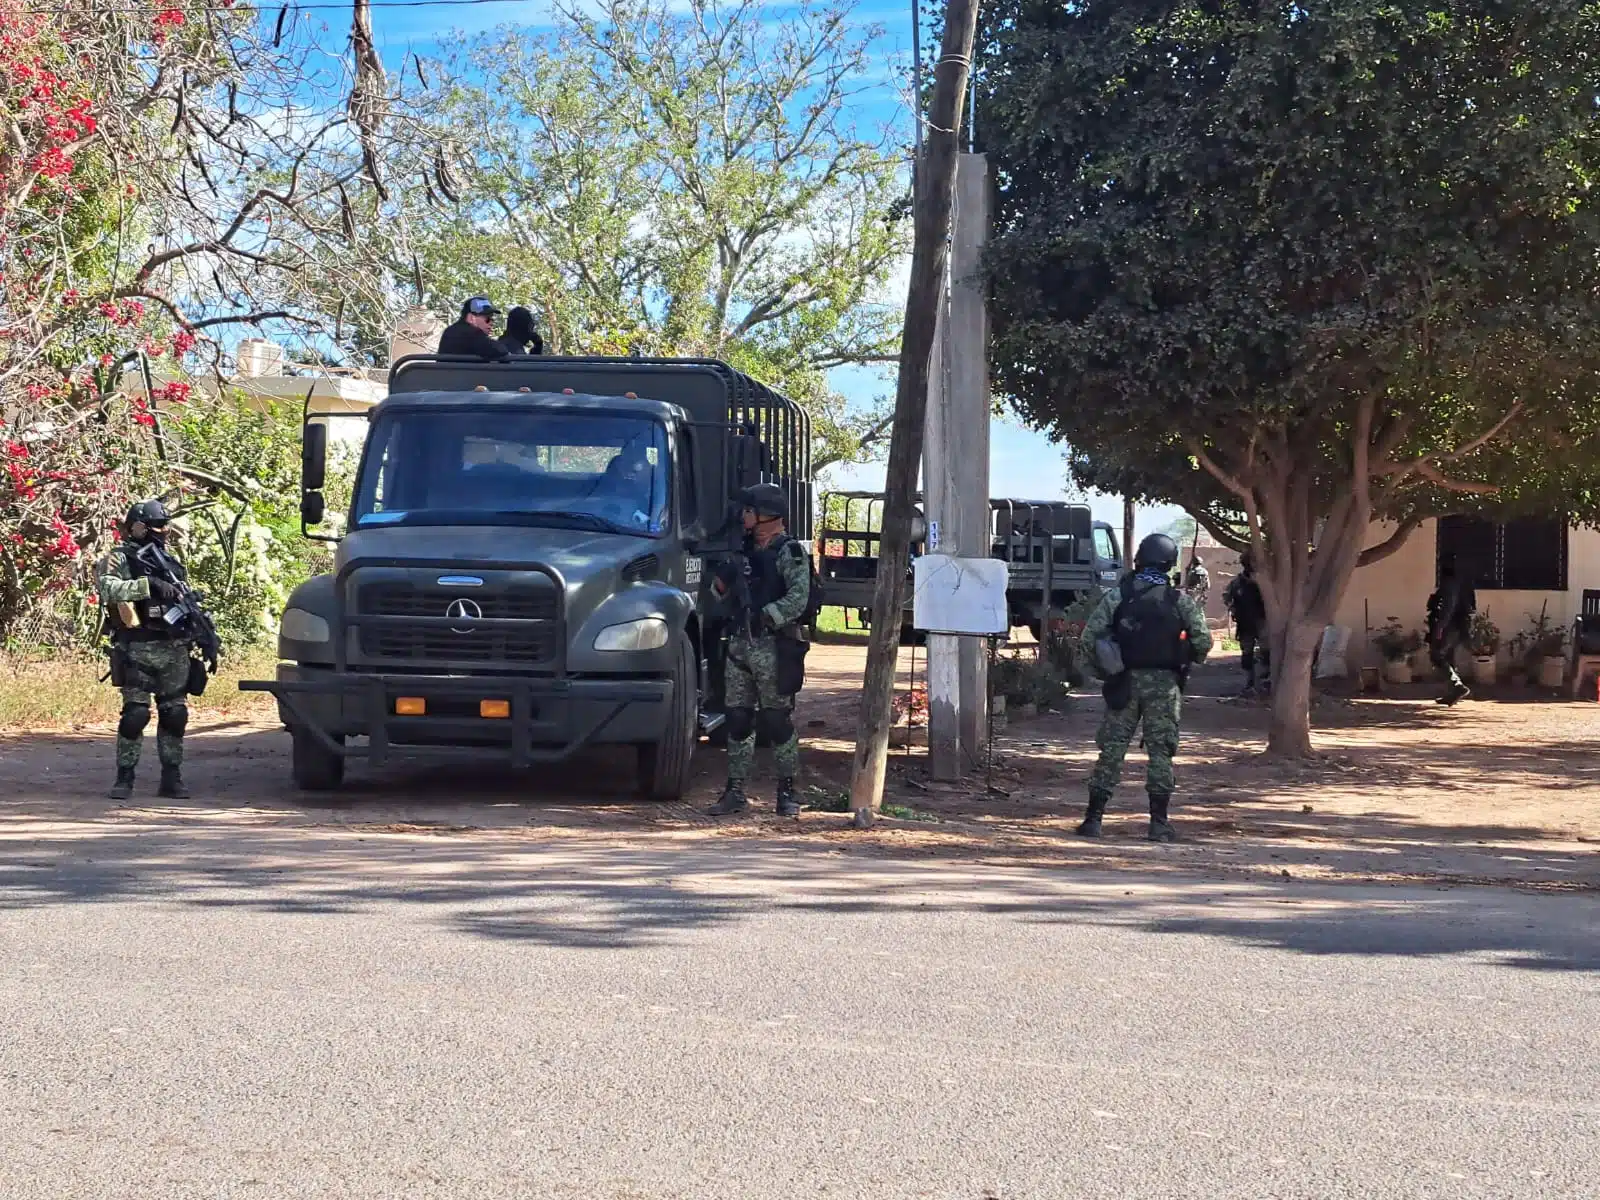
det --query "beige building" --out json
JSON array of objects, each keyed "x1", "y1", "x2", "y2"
[{"x1": 1337, "y1": 516, "x2": 1599, "y2": 669}]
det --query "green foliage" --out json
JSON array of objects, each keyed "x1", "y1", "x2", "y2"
[
  {"x1": 977, "y1": 0, "x2": 1600, "y2": 748},
  {"x1": 164, "y1": 397, "x2": 351, "y2": 649},
  {"x1": 396, "y1": 0, "x2": 906, "y2": 474}
]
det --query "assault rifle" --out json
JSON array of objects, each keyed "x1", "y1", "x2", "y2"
[{"x1": 134, "y1": 541, "x2": 221, "y2": 673}]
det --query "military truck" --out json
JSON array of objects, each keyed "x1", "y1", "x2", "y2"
[
  {"x1": 241, "y1": 354, "x2": 811, "y2": 800},
  {"x1": 817, "y1": 492, "x2": 1121, "y2": 638}
]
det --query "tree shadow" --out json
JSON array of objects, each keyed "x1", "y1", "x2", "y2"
[{"x1": 0, "y1": 825, "x2": 1595, "y2": 970}]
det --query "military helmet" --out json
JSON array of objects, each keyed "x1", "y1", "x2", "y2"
[
  {"x1": 124, "y1": 498, "x2": 171, "y2": 530},
  {"x1": 740, "y1": 482, "x2": 789, "y2": 521},
  {"x1": 1134, "y1": 532, "x2": 1179, "y2": 572}
]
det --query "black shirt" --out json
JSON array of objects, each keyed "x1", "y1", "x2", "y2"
[{"x1": 438, "y1": 320, "x2": 510, "y2": 360}]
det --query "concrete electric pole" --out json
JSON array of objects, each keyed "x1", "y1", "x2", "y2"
[{"x1": 924, "y1": 153, "x2": 992, "y2": 780}]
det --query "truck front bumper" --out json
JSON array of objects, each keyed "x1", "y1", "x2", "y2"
[{"x1": 240, "y1": 664, "x2": 671, "y2": 768}]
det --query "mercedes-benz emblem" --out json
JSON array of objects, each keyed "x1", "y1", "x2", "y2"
[{"x1": 445, "y1": 597, "x2": 483, "y2": 633}]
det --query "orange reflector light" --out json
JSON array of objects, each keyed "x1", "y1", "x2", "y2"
[
  {"x1": 473, "y1": 385, "x2": 488, "y2": 392},
  {"x1": 395, "y1": 697, "x2": 426, "y2": 716},
  {"x1": 562, "y1": 387, "x2": 575, "y2": 394},
  {"x1": 480, "y1": 699, "x2": 510, "y2": 719},
  {"x1": 518, "y1": 386, "x2": 531, "y2": 392},
  {"x1": 624, "y1": 391, "x2": 637, "y2": 399}
]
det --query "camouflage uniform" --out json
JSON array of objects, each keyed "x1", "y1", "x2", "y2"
[
  {"x1": 724, "y1": 536, "x2": 811, "y2": 784},
  {"x1": 1185, "y1": 560, "x2": 1210, "y2": 612},
  {"x1": 1079, "y1": 570, "x2": 1212, "y2": 835},
  {"x1": 99, "y1": 544, "x2": 194, "y2": 775}
]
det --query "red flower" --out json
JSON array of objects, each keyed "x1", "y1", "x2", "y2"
[
  {"x1": 171, "y1": 329, "x2": 197, "y2": 355},
  {"x1": 97, "y1": 301, "x2": 119, "y2": 320}
]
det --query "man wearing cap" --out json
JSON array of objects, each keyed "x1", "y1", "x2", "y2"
[{"x1": 438, "y1": 296, "x2": 511, "y2": 360}]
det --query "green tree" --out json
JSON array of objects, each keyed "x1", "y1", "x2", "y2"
[
  {"x1": 395, "y1": 0, "x2": 907, "y2": 474},
  {"x1": 978, "y1": 0, "x2": 1600, "y2": 754}
]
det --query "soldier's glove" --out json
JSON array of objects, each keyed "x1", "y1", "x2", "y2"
[{"x1": 148, "y1": 577, "x2": 182, "y2": 602}]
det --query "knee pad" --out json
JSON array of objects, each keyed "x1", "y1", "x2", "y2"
[
  {"x1": 759, "y1": 707, "x2": 795, "y2": 745},
  {"x1": 157, "y1": 701, "x2": 188, "y2": 739},
  {"x1": 724, "y1": 706, "x2": 755, "y2": 742},
  {"x1": 117, "y1": 703, "x2": 151, "y2": 740}
]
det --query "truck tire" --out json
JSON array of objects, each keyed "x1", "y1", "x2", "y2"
[
  {"x1": 638, "y1": 632, "x2": 697, "y2": 801},
  {"x1": 291, "y1": 726, "x2": 345, "y2": 792}
]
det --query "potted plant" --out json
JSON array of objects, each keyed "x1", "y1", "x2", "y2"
[
  {"x1": 1520, "y1": 609, "x2": 1568, "y2": 689},
  {"x1": 1467, "y1": 610, "x2": 1500, "y2": 686},
  {"x1": 1373, "y1": 618, "x2": 1422, "y2": 685}
]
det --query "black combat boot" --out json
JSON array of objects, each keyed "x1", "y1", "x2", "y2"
[
  {"x1": 775, "y1": 777, "x2": 800, "y2": 817},
  {"x1": 158, "y1": 766, "x2": 190, "y2": 800},
  {"x1": 1075, "y1": 789, "x2": 1111, "y2": 838},
  {"x1": 1148, "y1": 792, "x2": 1177, "y2": 842},
  {"x1": 1436, "y1": 679, "x2": 1471, "y2": 706},
  {"x1": 107, "y1": 766, "x2": 136, "y2": 801},
  {"x1": 708, "y1": 781, "x2": 748, "y2": 816}
]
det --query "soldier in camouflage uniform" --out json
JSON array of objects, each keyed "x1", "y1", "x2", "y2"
[
  {"x1": 708, "y1": 483, "x2": 812, "y2": 818},
  {"x1": 98, "y1": 500, "x2": 195, "y2": 801},
  {"x1": 1078, "y1": 533, "x2": 1212, "y2": 842}
]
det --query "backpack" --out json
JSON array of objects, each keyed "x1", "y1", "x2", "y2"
[{"x1": 776, "y1": 535, "x2": 825, "y2": 629}]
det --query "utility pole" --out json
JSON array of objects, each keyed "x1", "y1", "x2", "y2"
[
  {"x1": 924, "y1": 153, "x2": 991, "y2": 780},
  {"x1": 849, "y1": 0, "x2": 983, "y2": 825},
  {"x1": 1123, "y1": 495, "x2": 1136, "y2": 569}
]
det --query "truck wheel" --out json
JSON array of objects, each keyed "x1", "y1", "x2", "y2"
[
  {"x1": 638, "y1": 632, "x2": 696, "y2": 801},
  {"x1": 291, "y1": 726, "x2": 345, "y2": 792}
]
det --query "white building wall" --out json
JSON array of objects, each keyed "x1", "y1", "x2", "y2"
[{"x1": 1333, "y1": 519, "x2": 1600, "y2": 667}]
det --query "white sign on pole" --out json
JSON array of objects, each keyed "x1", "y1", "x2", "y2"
[{"x1": 912, "y1": 554, "x2": 1009, "y2": 635}]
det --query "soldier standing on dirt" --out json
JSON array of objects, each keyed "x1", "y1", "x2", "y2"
[
  {"x1": 1224, "y1": 551, "x2": 1269, "y2": 694},
  {"x1": 708, "y1": 483, "x2": 812, "y2": 819},
  {"x1": 1077, "y1": 533, "x2": 1212, "y2": 842},
  {"x1": 98, "y1": 500, "x2": 197, "y2": 801},
  {"x1": 1427, "y1": 554, "x2": 1475, "y2": 706},
  {"x1": 1184, "y1": 551, "x2": 1210, "y2": 610}
]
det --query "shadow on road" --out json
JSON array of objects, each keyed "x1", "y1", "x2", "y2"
[{"x1": 1, "y1": 822, "x2": 1596, "y2": 972}]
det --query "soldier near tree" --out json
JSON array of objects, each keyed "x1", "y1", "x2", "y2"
[
  {"x1": 97, "y1": 499, "x2": 199, "y2": 800},
  {"x1": 1077, "y1": 533, "x2": 1212, "y2": 842},
  {"x1": 1426, "y1": 553, "x2": 1475, "y2": 706},
  {"x1": 708, "y1": 483, "x2": 812, "y2": 818},
  {"x1": 1223, "y1": 551, "x2": 1269, "y2": 693}
]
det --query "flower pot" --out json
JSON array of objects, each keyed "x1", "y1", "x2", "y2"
[
  {"x1": 1359, "y1": 666, "x2": 1381, "y2": 692},
  {"x1": 991, "y1": 694, "x2": 1007, "y2": 730},
  {"x1": 1538, "y1": 655, "x2": 1566, "y2": 689},
  {"x1": 1472, "y1": 656, "x2": 1498, "y2": 686},
  {"x1": 1381, "y1": 659, "x2": 1412, "y2": 685}
]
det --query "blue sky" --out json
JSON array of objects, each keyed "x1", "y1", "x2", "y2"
[{"x1": 359, "y1": 0, "x2": 1184, "y2": 535}]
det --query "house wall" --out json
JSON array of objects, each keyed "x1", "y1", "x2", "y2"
[{"x1": 1333, "y1": 519, "x2": 1600, "y2": 668}]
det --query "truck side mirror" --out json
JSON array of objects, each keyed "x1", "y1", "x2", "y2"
[
  {"x1": 302, "y1": 421, "x2": 328, "y2": 492},
  {"x1": 730, "y1": 434, "x2": 761, "y2": 491},
  {"x1": 301, "y1": 491, "x2": 326, "y2": 526}
]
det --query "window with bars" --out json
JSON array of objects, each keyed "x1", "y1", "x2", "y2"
[{"x1": 1436, "y1": 515, "x2": 1568, "y2": 591}]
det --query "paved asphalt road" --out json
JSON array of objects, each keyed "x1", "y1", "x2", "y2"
[{"x1": 1, "y1": 825, "x2": 1597, "y2": 1199}]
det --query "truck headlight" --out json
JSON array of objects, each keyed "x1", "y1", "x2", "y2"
[
  {"x1": 593, "y1": 617, "x2": 668, "y2": 652},
  {"x1": 281, "y1": 607, "x2": 331, "y2": 643}
]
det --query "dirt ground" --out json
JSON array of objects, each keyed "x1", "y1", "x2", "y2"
[{"x1": 2, "y1": 642, "x2": 1597, "y2": 892}]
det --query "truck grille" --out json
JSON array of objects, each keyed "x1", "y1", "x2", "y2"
[{"x1": 356, "y1": 582, "x2": 559, "y2": 666}]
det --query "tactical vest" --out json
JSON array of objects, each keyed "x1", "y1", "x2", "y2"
[
  {"x1": 104, "y1": 545, "x2": 180, "y2": 642},
  {"x1": 743, "y1": 535, "x2": 792, "y2": 614},
  {"x1": 1113, "y1": 577, "x2": 1188, "y2": 670}
]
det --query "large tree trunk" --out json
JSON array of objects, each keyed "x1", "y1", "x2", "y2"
[{"x1": 1266, "y1": 616, "x2": 1323, "y2": 757}]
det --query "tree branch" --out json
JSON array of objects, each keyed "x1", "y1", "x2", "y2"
[{"x1": 1356, "y1": 516, "x2": 1424, "y2": 567}]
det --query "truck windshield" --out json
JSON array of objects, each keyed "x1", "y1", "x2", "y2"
[{"x1": 353, "y1": 410, "x2": 671, "y2": 537}]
